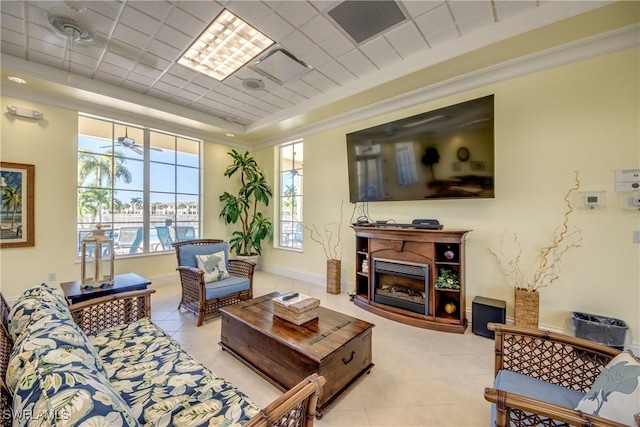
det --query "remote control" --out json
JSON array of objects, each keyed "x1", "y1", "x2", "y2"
[{"x1": 282, "y1": 292, "x2": 299, "y2": 301}]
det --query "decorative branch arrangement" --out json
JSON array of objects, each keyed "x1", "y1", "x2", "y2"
[
  {"x1": 304, "y1": 200, "x2": 344, "y2": 261},
  {"x1": 489, "y1": 171, "x2": 582, "y2": 292}
]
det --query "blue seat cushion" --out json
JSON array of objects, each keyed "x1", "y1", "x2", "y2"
[
  {"x1": 491, "y1": 370, "x2": 586, "y2": 425},
  {"x1": 205, "y1": 275, "x2": 250, "y2": 300},
  {"x1": 178, "y1": 242, "x2": 229, "y2": 269}
]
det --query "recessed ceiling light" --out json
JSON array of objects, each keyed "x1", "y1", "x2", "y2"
[
  {"x1": 7, "y1": 76, "x2": 27, "y2": 84},
  {"x1": 177, "y1": 9, "x2": 274, "y2": 81},
  {"x1": 225, "y1": 133, "x2": 235, "y2": 138}
]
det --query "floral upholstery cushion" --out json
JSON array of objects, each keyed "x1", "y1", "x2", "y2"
[
  {"x1": 12, "y1": 354, "x2": 139, "y2": 427},
  {"x1": 7, "y1": 308, "x2": 107, "y2": 391},
  {"x1": 575, "y1": 351, "x2": 640, "y2": 426},
  {"x1": 91, "y1": 318, "x2": 260, "y2": 426},
  {"x1": 196, "y1": 251, "x2": 231, "y2": 283},
  {"x1": 7, "y1": 283, "x2": 69, "y2": 341}
]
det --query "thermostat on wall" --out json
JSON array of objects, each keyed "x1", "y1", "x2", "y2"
[{"x1": 580, "y1": 191, "x2": 605, "y2": 209}]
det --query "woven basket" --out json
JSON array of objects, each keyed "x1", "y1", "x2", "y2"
[
  {"x1": 326, "y1": 259, "x2": 341, "y2": 294},
  {"x1": 514, "y1": 288, "x2": 539, "y2": 329}
]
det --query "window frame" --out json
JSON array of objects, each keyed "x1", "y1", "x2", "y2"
[
  {"x1": 277, "y1": 139, "x2": 303, "y2": 251},
  {"x1": 77, "y1": 114, "x2": 201, "y2": 257}
]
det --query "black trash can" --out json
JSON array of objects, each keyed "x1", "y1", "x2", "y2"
[{"x1": 571, "y1": 312, "x2": 629, "y2": 351}]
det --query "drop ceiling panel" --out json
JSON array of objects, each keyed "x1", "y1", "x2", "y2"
[
  {"x1": 415, "y1": 3, "x2": 456, "y2": 36},
  {"x1": 0, "y1": 0, "x2": 616, "y2": 139},
  {"x1": 385, "y1": 22, "x2": 429, "y2": 58}
]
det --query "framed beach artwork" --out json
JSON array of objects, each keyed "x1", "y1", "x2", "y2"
[{"x1": 1, "y1": 162, "x2": 35, "y2": 248}]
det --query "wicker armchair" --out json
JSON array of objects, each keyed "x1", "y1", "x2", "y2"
[
  {"x1": 174, "y1": 239, "x2": 255, "y2": 326},
  {"x1": 484, "y1": 322, "x2": 628, "y2": 427}
]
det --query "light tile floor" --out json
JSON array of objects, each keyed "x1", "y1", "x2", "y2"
[{"x1": 150, "y1": 271, "x2": 495, "y2": 426}]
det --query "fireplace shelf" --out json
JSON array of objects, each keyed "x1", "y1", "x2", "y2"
[{"x1": 352, "y1": 226, "x2": 471, "y2": 333}]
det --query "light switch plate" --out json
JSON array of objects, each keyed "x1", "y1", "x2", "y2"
[{"x1": 634, "y1": 230, "x2": 640, "y2": 244}]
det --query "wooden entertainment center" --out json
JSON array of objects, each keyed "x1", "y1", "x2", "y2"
[{"x1": 352, "y1": 226, "x2": 471, "y2": 333}]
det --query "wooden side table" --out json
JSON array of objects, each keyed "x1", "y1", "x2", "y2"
[{"x1": 61, "y1": 272, "x2": 151, "y2": 304}]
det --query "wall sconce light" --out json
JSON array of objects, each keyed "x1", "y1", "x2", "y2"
[
  {"x1": 6, "y1": 106, "x2": 43, "y2": 120},
  {"x1": 81, "y1": 224, "x2": 115, "y2": 289}
]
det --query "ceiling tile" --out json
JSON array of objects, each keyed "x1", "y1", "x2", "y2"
[
  {"x1": 146, "y1": 87, "x2": 173, "y2": 100},
  {"x1": 70, "y1": 52, "x2": 99, "y2": 69},
  {"x1": 226, "y1": 1, "x2": 273, "y2": 28},
  {"x1": 414, "y1": 3, "x2": 455, "y2": 36},
  {"x1": 159, "y1": 73, "x2": 188, "y2": 89},
  {"x1": 425, "y1": 25, "x2": 460, "y2": 48},
  {"x1": 448, "y1": 0, "x2": 492, "y2": 22},
  {"x1": 286, "y1": 79, "x2": 321, "y2": 98},
  {"x1": 103, "y1": 51, "x2": 137, "y2": 69},
  {"x1": 359, "y1": 37, "x2": 401, "y2": 69},
  {"x1": 93, "y1": 70, "x2": 124, "y2": 86},
  {"x1": 128, "y1": 1, "x2": 174, "y2": 21},
  {"x1": 279, "y1": 31, "x2": 315, "y2": 59},
  {"x1": 171, "y1": 90, "x2": 201, "y2": 102},
  {"x1": 318, "y1": 30, "x2": 353, "y2": 57},
  {"x1": 317, "y1": 60, "x2": 357, "y2": 86},
  {"x1": 385, "y1": 22, "x2": 429, "y2": 59},
  {"x1": 337, "y1": 49, "x2": 377, "y2": 78},
  {"x1": 0, "y1": 1, "x2": 25, "y2": 18},
  {"x1": 455, "y1": 8, "x2": 495, "y2": 36},
  {"x1": 155, "y1": 25, "x2": 192, "y2": 51},
  {"x1": 1, "y1": 41, "x2": 24, "y2": 57},
  {"x1": 29, "y1": 38, "x2": 64, "y2": 58},
  {"x1": 152, "y1": 80, "x2": 180, "y2": 95},
  {"x1": 401, "y1": 0, "x2": 445, "y2": 18},
  {"x1": 96, "y1": 62, "x2": 129, "y2": 79},
  {"x1": 119, "y1": 7, "x2": 162, "y2": 37},
  {"x1": 165, "y1": 7, "x2": 207, "y2": 38},
  {"x1": 271, "y1": 86, "x2": 308, "y2": 104},
  {"x1": 174, "y1": 1, "x2": 222, "y2": 23},
  {"x1": 112, "y1": 25, "x2": 151, "y2": 51},
  {"x1": 85, "y1": 2, "x2": 123, "y2": 21},
  {"x1": 147, "y1": 39, "x2": 181, "y2": 62},
  {"x1": 1, "y1": 28, "x2": 24, "y2": 47},
  {"x1": 27, "y1": 22, "x2": 63, "y2": 47},
  {"x1": 275, "y1": 1, "x2": 317, "y2": 27},
  {"x1": 183, "y1": 82, "x2": 210, "y2": 96},
  {"x1": 258, "y1": 11, "x2": 296, "y2": 42},
  {"x1": 1, "y1": 11, "x2": 24, "y2": 33},
  {"x1": 301, "y1": 45, "x2": 332, "y2": 68},
  {"x1": 494, "y1": 1, "x2": 537, "y2": 22},
  {"x1": 301, "y1": 70, "x2": 338, "y2": 92},
  {"x1": 261, "y1": 93, "x2": 295, "y2": 109},
  {"x1": 122, "y1": 79, "x2": 149, "y2": 93},
  {"x1": 165, "y1": 64, "x2": 199, "y2": 81},
  {"x1": 300, "y1": 15, "x2": 339, "y2": 46},
  {"x1": 308, "y1": 0, "x2": 340, "y2": 13}
]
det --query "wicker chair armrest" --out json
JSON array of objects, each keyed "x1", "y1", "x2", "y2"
[
  {"x1": 484, "y1": 387, "x2": 626, "y2": 427},
  {"x1": 246, "y1": 374, "x2": 326, "y2": 427},
  {"x1": 488, "y1": 323, "x2": 620, "y2": 392},
  {"x1": 228, "y1": 259, "x2": 256, "y2": 279},
  {"x1": 68, "y1": 289, "x2": 155, "y2": 336},
  {"x1": 177, "y1": 265, "x2": 205, "y2": 278}
]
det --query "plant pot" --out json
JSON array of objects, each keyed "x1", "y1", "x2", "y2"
[
  {"x1": 326, "y1": 259, "x2": 341, "y2": 294},
  {"x1": 514, "y1": 288, "x2": 539, "y2": 329},
  {"x1": 236, "y1": 254, "x2": 259, "y2": 265}
]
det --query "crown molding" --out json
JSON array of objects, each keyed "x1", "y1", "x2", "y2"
[{"x1": 253, "y1": 24, "x2": 639, "y2": 149}]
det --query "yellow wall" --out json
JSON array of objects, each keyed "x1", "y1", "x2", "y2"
[
  {"x1": 0, "y1": 97, "x2": 238, "y2": 296},
  {"x1": 259, "y1": 46, "x2": 640, "y2": 340},
  {"x1": 1, "y1": 46, "x2": 638, "y2": 344}
]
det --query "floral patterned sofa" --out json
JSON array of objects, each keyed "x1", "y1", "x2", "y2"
[{"x1": 0, "y1": 284, "x2": 324, "y2": 427}]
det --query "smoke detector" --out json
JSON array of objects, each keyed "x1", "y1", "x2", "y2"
[
  {"x1": 242, "y1": 78, "x2": 265, "y2": 91},
  {"x1": 48, "y1": 13, "x2": 94, "y2": 41}
]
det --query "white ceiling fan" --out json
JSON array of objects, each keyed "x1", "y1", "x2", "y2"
[{"x1": 103, "y1": 128, "x2": 163, "y2": 155}]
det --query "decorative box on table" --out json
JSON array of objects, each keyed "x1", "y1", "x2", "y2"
[{"x1": 273, "y1": 294, "x2": 320, "y2": 325}]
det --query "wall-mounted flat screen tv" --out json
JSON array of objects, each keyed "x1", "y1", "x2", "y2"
[{"x1": 346, "y1": 95, "x2": 494, "y2": 202}]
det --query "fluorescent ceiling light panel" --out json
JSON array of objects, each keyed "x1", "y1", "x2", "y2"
[{"x1": 178, "y1": 9, "x2": 274, "y2": 81}]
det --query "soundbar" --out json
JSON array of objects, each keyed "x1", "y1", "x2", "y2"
[{"x1": 352, "y1": 222, "x2": 443, "y2": 230}]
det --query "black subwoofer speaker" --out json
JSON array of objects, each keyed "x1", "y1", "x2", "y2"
[{"x1": 472, "y1": 296, "x2": 506, "y2": 339}]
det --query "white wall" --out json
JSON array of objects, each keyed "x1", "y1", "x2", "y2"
[{"x1": 258, "y1": 46, "x2": 640, "y2": 342}]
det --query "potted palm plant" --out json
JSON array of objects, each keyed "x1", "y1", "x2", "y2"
[{"x1": 219, "y1": 150, "x2": 273, "y2": 258}]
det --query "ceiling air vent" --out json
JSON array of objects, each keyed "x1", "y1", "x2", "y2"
[{"x1": 328, "y1": 1, "x2": 406, "y2": 44}]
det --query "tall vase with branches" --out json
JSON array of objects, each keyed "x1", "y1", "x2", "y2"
[
  {"x1": 489, "y1": 171, "x2": 582, "y2": 328},
  {"x1": 305, "y1": 200, "x2": 344, "y2": 294}
]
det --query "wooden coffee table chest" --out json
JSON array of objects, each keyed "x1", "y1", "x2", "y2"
[{"x1": 220, "y1": 292, "x2": 374, "y2": 417}]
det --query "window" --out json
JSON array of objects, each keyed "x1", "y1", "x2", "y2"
[
  {"x1": 279, "y1": 140, "x2": 303, "y2": 250},
  {"x1": 77, "y1": 115, "x2": 200, "y2": 256}
]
